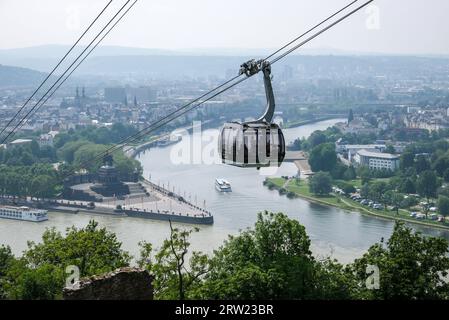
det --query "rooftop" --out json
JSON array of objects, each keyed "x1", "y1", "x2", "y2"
[
  {"x1": 357, "y1": 149, "x2": 399, "y2": 160},
  {"x1": 343, "y1": 144, "x2": 385, "y2": 149},
  {"x1": 9, "y1": 138, "x2": 32, "y2": 144}
]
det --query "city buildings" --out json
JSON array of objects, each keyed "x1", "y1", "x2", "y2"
[{"x1": 404, "y1": 108, "x2": 449, "y2": 131}]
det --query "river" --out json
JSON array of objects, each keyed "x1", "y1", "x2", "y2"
[{"x1": 1, "y1": 118, "x2": 449, "y2": 263}]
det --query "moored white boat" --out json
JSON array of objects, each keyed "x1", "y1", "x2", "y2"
[{"x1": 0, "y1": 206, "x2": 48, "y2": 222}]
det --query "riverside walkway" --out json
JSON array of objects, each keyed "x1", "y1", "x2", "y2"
[
  {"x1": 284, "y1": 151, "x2": 314, "y2": 177},
  {"x1": 0, "y1": 178, "x2": 214, "y2": 225}
]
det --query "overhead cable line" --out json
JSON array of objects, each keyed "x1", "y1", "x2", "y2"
[
  {"x1": 89, "y1": 0, "x2": 363, "y2": 160},
  {"x1": 1, "y1": 0, "x2": 134, "y2": 145},
  {"x1": 13, "y1": 0, "x2": 139, "y2": 136},
  {"x1": 63, "y1": 0, "x2": 374, "y2": 179},
  {"x1": 263, "y1": 0, "x2": 358, "y2": 61},
  {"x1": 0, "y1": 0, "x2": 113, "y2": 139},
  {"x1": 271, "y1": 0, "x2": 373, "y2": 65}
]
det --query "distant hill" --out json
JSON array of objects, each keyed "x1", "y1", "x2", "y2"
[
  {"x1": 0, "y1": 64, "x2": 51, "y2": 88},
  {"x1": 1, "y1": 45, "x2": 448, "y2": 81},
  {"x1": 5, "y1": 44, "x2": 446, "y2": 74},
  {"x1": 0, "y1": 45, "x2": 179, "y2": 72},
  {"x1": 66, "y1": 54, "x2": 449, "y2": 80}
]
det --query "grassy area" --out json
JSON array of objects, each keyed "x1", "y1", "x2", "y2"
[
  {"x1": 268, "y1": 178, "x2": 352, "y2": 209},
  {"x1": 269, "y1": 178, "x2": 288, "y2": 187},
  {"x1": 265, "y1": 177, "x2": 449, "y2": 231},
  {"x1": 286, "y1": 180, "x2": 344, "y2": 207},
  {"x1": 334, "y1": 178, "x2": 390, "y2": 189}
]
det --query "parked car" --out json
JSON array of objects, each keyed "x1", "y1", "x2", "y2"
[
  {"x1": 370, "y1": 202, "x2": 380, "y2": 208},
  {"x1": 409, "y1": 212, "x2": 417, "y2": 218},
  {"x1": 87, "y1": 202, "x2": 95, "y2": 209},
  {"x1": 416, "y1": 213, "x2": 426, "y2": 220},
  {"x1": 350, "y1": 194, "x2": 361, "y2": 200},
  {"x1": 429, "y1": 213, "x2": 438, "y2": 220},
  {"x1": 373, "y1": 204, "x2": 383, "y2": 210}
]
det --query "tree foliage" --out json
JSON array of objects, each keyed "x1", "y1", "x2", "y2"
[
  {"x1": 0, "y1": 220, "x2": 131, "y2": 300},
  {"x1": 438, "y1": 195, "x2": 449, "y2": 217},
  {"x1": 0, "y1": 164, "x2": 59, "y2": 198},
  {"x1": 309, "y1": 171, "x2": 333, "y2": 196},
  {"x1": 138, "y1": 222, "x2": 209, "y2": 300},
  {"x1": 2, "y1": 215, "x2": 449, "y2": 300},
  {"x1": 349, "y1": 222, "x2": 449, "y2": 299},
  {"x1": 309, "y1": 143, "x2": 337, "y2": 172},
  {"x1": 192, "y1": 212, "x2": 349, "y2": 299},
  {"x1": 416, "y1": 170, "x2": 439, "y2": 202}
]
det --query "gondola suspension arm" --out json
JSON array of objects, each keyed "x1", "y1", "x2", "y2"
[{"x1": 239, "y1": 59, "x2": 276, "y2": 124}]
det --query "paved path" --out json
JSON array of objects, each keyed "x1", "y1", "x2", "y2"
[{"x1": 96, "y1": 180, "x2": 210, "y2": 218}]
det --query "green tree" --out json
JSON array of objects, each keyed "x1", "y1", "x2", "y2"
[
  {"x1": 400, "y1": 151, "x2": 415, "y2": 171},
  {"x1": 139, "y1": 221, "x2": 209, "y2": 300},
  {"x1": 30, "y1": 140, "x2": 40, "y2": 157},
  {"x1": 1, "y1": 221, "x2": 131, "y2": 300},
  {"x1": 53, "y1": 132, "x2": 72, "y2": 149},
  {"x1": 443, "y1": 168, "x2": 449, "y2": 182},
  {"x1": 309, "y1": 143, "x2": 337, "y2": 172},
  {"x1": 57, "y1": 140, "x2": 89, "y2": 163},
  {"x1": 415, "y1": 155, "x2": 430, "y2": 174},
  {"x1": 30, "y1": 175, "x2": 57, "y2": 199},
  {"x1": 348, "y1": 108, "x2": 354, "y2": 123},
  {"x1": 39, "y1": 145, "x2": 56, "y2": 161},
  {"x1": 309, "y1": 171, "x2": 332, "y2": 196},
  {"x1": 194, "y1": 212, "x2": 349, "y2": 299},
  {"x1": 3, "y1": 261, "x2": 64, "y2": 300},
  {"x1": 383, "y1": 190, "x2": 403, "y2": 214},
  {"x1": 336, "y1": 181, "x2": 356, "y2": 194},
  {"x1": 399, "y1": 177, "x2": 416, "y2": 194},
  {"x1": 343, "y1": 166, "x2": 357, "y2": 181},
  {"x1": 438, "y1": 195, "x2": 449, "y2": 217},
  {"x1": 432, "y1": 155, "x2": 449, "y2": 177},
  {"x1": 360, "y1": 183, "x2": 370, "y2": 199},
  {"x1": 73, "y1": 143, "x2": 108, "y2": 172},
  {"x1": 24, "y1": 220, "x2": 130, "y2": 277},
  {"x1": 308, "y1": 131, "x2": 327, "y2": 149},
  {"x1": 113, "y1": 151, "x2": 142, "y2": 181},
  {"x1": 330, "y1": 162, "x2": 347, "y2": 180},
  {"x1": 349, "y1": 222, "x2": 449, "y2": 299},
  {"x1": 358, "y1": 166, "x2": 372, "y2": 185},
  {"x1": 20, "y1": 151, "x2": 34, "y2": 166},
  {"x1": 0, "y1": 245, "x2": 15, "y2": 299},
  {"x1": 416, "y1": 170, "x2": 439, "y2": 210},
  {"x1": 369, "y1": 181, "x2": 389, "y2": 206},
  {"x1": 384, "y1": 145, "x2": 396, "y2": 154}
]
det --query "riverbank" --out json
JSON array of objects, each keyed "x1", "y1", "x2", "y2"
[
  {"x1": 283, "y1": 116, "x2": 344, "y2": 129},
  {"x1": 265, "y1": 177, "x2": 449, "y2": 231}
]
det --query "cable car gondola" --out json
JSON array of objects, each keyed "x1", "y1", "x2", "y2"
[{"x1": 219, "y1": 60, "x2": 285, "y2": 168}]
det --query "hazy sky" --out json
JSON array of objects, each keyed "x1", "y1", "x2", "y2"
[{"x1": 0, "y1": 0, "x2": 448, "y2": 55}]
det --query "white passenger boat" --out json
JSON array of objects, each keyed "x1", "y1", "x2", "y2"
[
  {"x1": 215, "y1": 178, "x2": 232, "y2": 192},
  {"x1": 0, "y1": 206, "x2": 48, "y2": 222}
]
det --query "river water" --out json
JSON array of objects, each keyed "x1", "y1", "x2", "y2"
[{"x1": 1, "y1": 119, "x2": 449, "y2": 263}]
